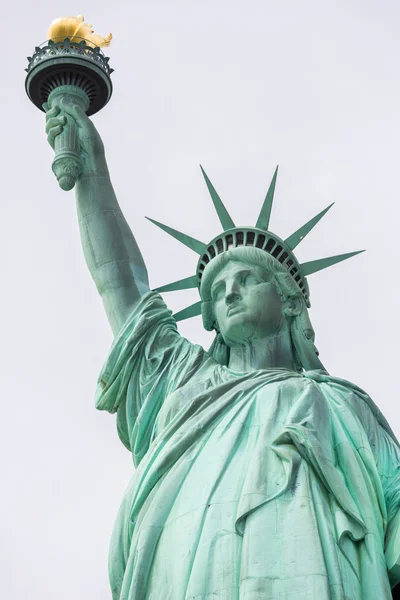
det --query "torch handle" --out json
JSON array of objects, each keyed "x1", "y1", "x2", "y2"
[{"x1": 48, "y1": 86, "x2": 90, "y2": 191}]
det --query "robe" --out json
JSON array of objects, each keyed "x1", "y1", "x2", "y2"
[{"x1": 96, "y1": 291, "x2": 400, "y2": 599}]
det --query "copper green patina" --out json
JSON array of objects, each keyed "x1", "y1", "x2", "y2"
[{"x1": 44, "y1": 100, "x2": 400, "y2": 600}]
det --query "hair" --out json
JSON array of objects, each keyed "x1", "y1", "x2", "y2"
[{"x1": 199, "y1": 246, "x2": 326, "y2": 373}]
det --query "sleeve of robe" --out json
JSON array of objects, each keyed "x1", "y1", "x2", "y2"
[
  {"x1": 94, "y1": 291, "x2": 206, "y2": 465},
  {"x1": 372, "y1": 421, "x2": 400, "y2": 588}
]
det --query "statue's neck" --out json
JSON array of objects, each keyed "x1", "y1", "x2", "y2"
[{"x1": 227, "y1": 323, "x2": 296, "y2": 373}]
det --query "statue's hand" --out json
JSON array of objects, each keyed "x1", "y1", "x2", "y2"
[{"x1": 44, "y1": 99, "x2": 107, "y2": 177}]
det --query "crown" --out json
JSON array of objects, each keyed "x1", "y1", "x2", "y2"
[{"x1": 147, "y1": 166, "x2": 364, "y2": 322}]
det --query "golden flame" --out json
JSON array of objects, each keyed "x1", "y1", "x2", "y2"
[{"x1": 47, "y1": 15, "x2": 112, "y2": 48}]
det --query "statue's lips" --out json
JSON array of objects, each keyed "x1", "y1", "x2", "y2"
[{"x1": 227, "y1": 305, "x2": 245, "y2": 317}]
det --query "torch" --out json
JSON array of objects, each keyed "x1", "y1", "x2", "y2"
[{"x1": 25, "y1": 15, "x2": 114, "y2": 191}]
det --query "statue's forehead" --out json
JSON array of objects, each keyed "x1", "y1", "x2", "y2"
[{"x1": 211, "y1": 260, "x2": 266, "y2": 287}]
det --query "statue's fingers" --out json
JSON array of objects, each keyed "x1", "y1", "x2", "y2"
[
  {"x1": 47, "y1": 125, "x2": 63, "y2": 149},
  {"x1": 59, "y1": 98, "x2": 80, "y2": 121},
  {"x1": 59, "y1": 98, "x2": 90, "y2": 130},
  {"x1": 45, "y1": 105, "x2": 61, "y2": 121},
  {"x1": 45, "y1": 116, "x2": 66, "y2": 135}
]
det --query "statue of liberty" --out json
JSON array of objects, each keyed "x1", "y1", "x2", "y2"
[{"x1": 44, "y1": 97, "x2": 400, "y2": 599}]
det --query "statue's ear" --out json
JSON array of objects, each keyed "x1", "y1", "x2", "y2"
[{"x1": 282, "y1": 296, "x2": 302, "y2": 318}]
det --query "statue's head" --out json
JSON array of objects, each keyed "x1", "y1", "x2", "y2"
[
  {"x1": 148, "y1": 166, "x2": 364, "y2": 372},
  {"x1": 199, "y1": 246, "x2": 318, "y2": 370},
  {"x1": 200, "y1": 247, "x2": 300, "y2": 339}
]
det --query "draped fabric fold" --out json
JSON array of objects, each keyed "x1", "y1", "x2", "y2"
[{"x1": 96, "y1": 292, "x2": 400, "y2": 599}]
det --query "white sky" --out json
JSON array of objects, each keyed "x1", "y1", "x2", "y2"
[{"x1": 3, "y1": 0, "x2": 400, "y2": 597}]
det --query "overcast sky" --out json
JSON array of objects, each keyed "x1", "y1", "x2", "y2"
[{"x1": 3, "y1": 0, "x2": 400, "y2": 597}]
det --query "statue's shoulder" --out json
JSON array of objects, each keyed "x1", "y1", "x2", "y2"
[{"x1": 304, "y1": 370, "x2": 399, "y2": 447}]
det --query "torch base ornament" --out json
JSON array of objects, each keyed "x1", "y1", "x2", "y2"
[{"x1": 52, "y1": 154, "x2": 81, "y2": 191}]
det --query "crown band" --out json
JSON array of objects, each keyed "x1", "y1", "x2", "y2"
[{"x1": 196, "y1": 227, "x2": 310, "y2": 305}]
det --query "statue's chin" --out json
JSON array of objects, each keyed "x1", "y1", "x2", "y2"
[{"x1": 221, "y1": 319, "x2": 260, "y2": 348}]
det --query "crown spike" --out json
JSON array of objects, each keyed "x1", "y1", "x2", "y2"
[
  {"x1": 174, "y1": 301, "x2": 202, "y2": 322},
  {"x1": 285, "y1": 203, "x2": 334, "y2": 251},
  {"x1": 301, "y1": 250, "x2": 365, "y2": 277},
  {"x1": 255, "y1": 166, "x2": 279, "y2": 230},
  {"x1": 200, "y1": 165, "x2": 235, "y2": 231},
  {"x1": 155, "y1": 275, "x2": 198, "y2": 293},
  {"x1": 146, "y1": 217, "x2": 207, "y2": 255}
]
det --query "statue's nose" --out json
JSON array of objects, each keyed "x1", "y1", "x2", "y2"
[{"x1": 225, "y1": 291, "x2": 241, "y2": 306}]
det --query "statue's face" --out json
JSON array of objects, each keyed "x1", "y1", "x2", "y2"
[{"x1": 211, "y1": 260, "x2": 284, "y2": 346}]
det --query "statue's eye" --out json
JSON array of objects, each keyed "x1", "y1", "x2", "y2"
[
  {"x1": 212, "y1": 286, "x2": 224, "y2": 302},
  {"x1": 242, "y1": 274, "x2": 261, "y2": 286}
]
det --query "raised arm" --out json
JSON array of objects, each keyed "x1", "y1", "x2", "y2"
[{"x1": 45, "y1": 99, "x2": 150, "y2": 335}]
